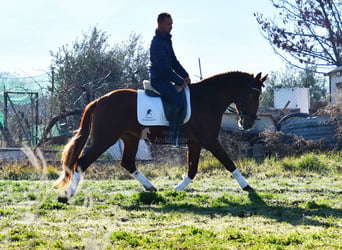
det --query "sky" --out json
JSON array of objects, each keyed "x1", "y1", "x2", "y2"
[{"x1": 0, "y1": 0, "x2": 285, "y2": 80}]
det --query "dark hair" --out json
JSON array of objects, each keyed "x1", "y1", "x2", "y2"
[{"x1": 157, "y1": 12, "x2": 171, "y2": 23}]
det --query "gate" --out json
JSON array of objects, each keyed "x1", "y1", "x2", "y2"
[{"x1": 3, "y1": 92, "x2": 39, "y2": 146}]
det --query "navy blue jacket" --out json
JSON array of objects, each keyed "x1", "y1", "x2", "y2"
[{"x1": 150, "y1": 29, "x2": 189, "y2": 86}]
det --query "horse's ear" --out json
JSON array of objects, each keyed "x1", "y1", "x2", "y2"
[
  {"x1": 255, "y1": 72, "x2": 262, "y2": 81},
  {"x1": 260, "y1": 74, "x2": 268, "y2": 84}
]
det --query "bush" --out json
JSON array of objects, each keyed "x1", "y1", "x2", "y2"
[
  {"x1": 315, "y1": 100, "x2": 342, "y2": 146},
  {"x1": 260, "y1": 130, "x2": 321, "y2": 157}
]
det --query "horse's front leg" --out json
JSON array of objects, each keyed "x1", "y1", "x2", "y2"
[
  {"x1": 204, "y1": 139, "x2": 254, "y2": 192},
  {"x1": 175, "y1": 141, "x2": 201, "y2": 191}
]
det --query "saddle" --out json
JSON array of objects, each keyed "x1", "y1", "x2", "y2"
[
  {"x1": 137, "y1": 81, "x2": 191, "y2": 126},
  {"x1": 143, "y1": 80, "x2": 183, "y2": 96}
]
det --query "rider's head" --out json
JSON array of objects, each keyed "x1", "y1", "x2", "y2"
[{"x1": 157, "y1": 12, "x2": 173, "y2": 35}]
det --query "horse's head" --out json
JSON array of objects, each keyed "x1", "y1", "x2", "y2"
[{"x1": 235, "y1": 72, "x2": 267, "y2": 130}]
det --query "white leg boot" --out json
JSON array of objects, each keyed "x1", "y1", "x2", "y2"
[
  {"x1": 66, "y1": 171, "x2": 81, "y2": 198},
  {"x1": 232, "y1": 169, "x2": 253, "y2": 191},
  {"x1": 175, "y1": 176, "x2": 192, "y2": 191},
  {"x1": 133, "y1": 170, "x2": 156, "y2": 191}
]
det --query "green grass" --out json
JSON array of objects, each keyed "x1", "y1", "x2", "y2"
[{"x1": 0, "y1": 152, "x2": 341, "y2": 249}]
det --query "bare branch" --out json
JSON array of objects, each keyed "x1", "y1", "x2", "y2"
[
  {"x1": 256, "y1": 0, "x2": 342, "y2": 71},
  {"x1": 37, "y1": 109, "x2": 83, "y2": 147}
]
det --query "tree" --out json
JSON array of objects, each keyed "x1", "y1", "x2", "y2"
[
  {"x1": 114, "y1": 33, "x2": 150, "y2": 89},
  {"x1": 260, "y1": 65, "x2": 327, "y2": 107},
  {"x1": 50, "y1": 27, "x2": 121, "y2": 112},
  {"x1": 255, "y1": 0, "x2": 342, "y2": 72},
  {"x1": 50, "y1": 27, "x2": 149, "y2": 113},
  {"x1": 46, "y1": 27, "x2": 149, "y2": 138}
]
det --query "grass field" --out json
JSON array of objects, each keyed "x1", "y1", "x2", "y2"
[{"x1": 0, "y1": 152, "x2": 341, "y2": 249}]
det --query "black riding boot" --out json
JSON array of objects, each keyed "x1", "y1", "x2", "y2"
[
  {"x1": 176, "y1": 107, "x2": 187, "y2": 146},
  {"x1": 176, "y1": 90, "x2": 187, "y2": 146},
  {"x1": 166, "y1": 106, "x2": 181, "y2": 146}
]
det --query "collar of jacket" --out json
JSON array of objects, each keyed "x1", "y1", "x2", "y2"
[{"x1": 155, "y1": 29, "x2": 172, "y2": 41}]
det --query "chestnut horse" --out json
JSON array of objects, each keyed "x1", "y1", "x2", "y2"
[{"x1": 55, "y1": 71, "x2": 267, "y2": 202}]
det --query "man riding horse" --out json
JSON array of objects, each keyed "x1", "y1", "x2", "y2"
[
  {"x1": 54, "y1": 12, "x2": 268, "y2": 203},
  {"x1": 150, "y1": 12, "x2": 191, "y2": 146}
]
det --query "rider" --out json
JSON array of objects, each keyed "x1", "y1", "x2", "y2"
[{"x1": 150, "y1": 12, "x2": 191, "y2": 146}]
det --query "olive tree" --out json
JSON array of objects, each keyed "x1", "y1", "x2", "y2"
[
  {"x1": 40, "y1": 28, "x2": 149, "y2": 144},
  {"x1": 50, "y1": 27, "x2": 149, "y2": 112}
]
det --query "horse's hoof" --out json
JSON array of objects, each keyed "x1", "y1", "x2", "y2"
[
  {"x1": 243, "y1": 185, "x2": 255, "y2": 192},
  {"x1": 146, "y1": 186, "x2": 157, "y2": 192},
  {"x1": 58, "y1": 196, "x2": 69, "y2": 204}
]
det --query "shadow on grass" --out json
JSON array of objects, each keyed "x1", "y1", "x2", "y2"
[
  {"x1": 244, "y1": 191, "x2": 340, "y2": 226},
  {"x1": 121, "y1": 190, "x2": 342, "y2": 227}
]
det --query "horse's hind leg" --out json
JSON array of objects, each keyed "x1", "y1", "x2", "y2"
[
  {"x1": 175, "y1": 141, "x2": 201, "y2": 191},
  {"x1": 59, "y1": 137, "x2": 117, "y2": 201},
  {"x1": 61, "y1": 118, "x2": 122, "y2": 202},
  {"x1": 121, "y1": 134, "x2": 157, "y2": 191}
]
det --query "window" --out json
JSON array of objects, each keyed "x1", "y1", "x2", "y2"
[{"x1": 336, "y1": 82, "x2": 342, "y2": 89}]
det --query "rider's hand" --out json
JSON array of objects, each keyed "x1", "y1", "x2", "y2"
[
  {"x1": 184, "y1": 77, "x2": 191, "y2": 85},
  {"x1": 181, "y1": 77, "x2": 191, "y2": 88}
]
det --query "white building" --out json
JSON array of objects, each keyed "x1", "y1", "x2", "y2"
[
  {"x1": 274, "y1": 88, "x2": 310, "y2": 114},
  {"x1": 326, "y1": 66, "x2": 342, "y2": 103}
]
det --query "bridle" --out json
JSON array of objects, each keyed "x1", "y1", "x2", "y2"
[{"x1": 234, "y1": 78, "x2": 261, "y2": 121}]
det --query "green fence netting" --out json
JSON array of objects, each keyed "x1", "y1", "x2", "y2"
[{"x1": 0, "y1": 73, "x2": 50, "y2": 105}]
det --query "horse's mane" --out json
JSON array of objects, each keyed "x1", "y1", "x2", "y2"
[
  {"x1": 188, "y1": 71, "x2": 254, "y2": 102},
  {"x1": 194, "y1": 71, "x2": 253, "y2": 86}
]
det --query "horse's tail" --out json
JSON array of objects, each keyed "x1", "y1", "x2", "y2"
[{"x1": 54, "y1": 100, "x2": 97, "y2": 189}]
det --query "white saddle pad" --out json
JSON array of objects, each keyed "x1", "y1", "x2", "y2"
[{"x1": 137, "y1": 87, "x2": 191, "y2": 126}]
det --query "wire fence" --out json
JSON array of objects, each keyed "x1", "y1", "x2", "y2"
[
  {"x1": 0, "y1": 73, "x2": 340, "y2": 159},
  {"x1": 0, "y1": 73, "x2": 51, "y2": 147}
]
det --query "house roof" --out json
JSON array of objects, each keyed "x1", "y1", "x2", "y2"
[{"x1": 326, "y1": 66, "x2": 342, "y2": 75}]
